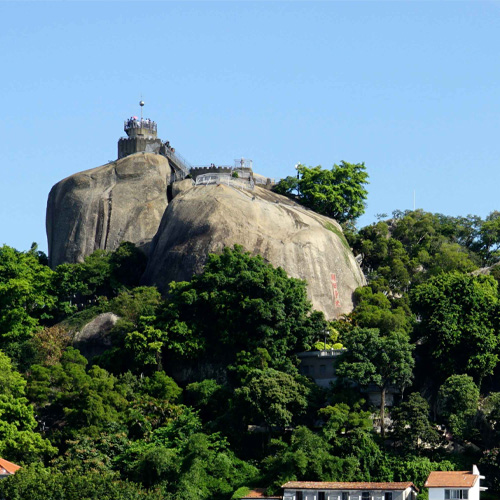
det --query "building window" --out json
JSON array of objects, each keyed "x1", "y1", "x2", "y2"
[
  {"x1": 320, "y1": 364, "x2": 327, "y2": 375},
  {"x1": 319, "y1": 493, "x2": 326, "y2": 500},
  {"x1": 296, "y1": 491, "x2": 303, "y2": 500},
  {"x1": 445, "y1": 490, "x2": 469, "y2": 500},
  {"x1": 342, "y1": 492, "x2": 349, "y2": 500},
  {"x1": 302, "y1": 366, "x2": 309, "y2": 375},
  {"x1": 385, "y1": 493, "x2": 393, "y2": 500},
  {"x1": 362, "y1": 492, "x2": 370, "y2": 500}
]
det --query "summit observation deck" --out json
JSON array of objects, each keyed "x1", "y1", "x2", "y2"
[{"x1": 124, "y1": 117, "x2": 158, "y2": 139}]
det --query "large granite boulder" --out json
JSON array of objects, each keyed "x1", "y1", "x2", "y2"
[
  {"x1": 72, "y1": 312, "x2": 119, "y2": 359},
  {"x1": 47, "y1": 152, "x2": 171, "y2": 267},
  {"x1": 142, "y1": 183, "x2": 366, "y2": 319}
]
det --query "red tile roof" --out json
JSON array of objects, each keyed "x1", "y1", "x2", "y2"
[
  {"x1": 425, "y1": 471, "x2": 478, "y2": 488},
  {"x1": 282, "y1": 482, "x2": 418, "y2": 492},
  {"x1": 0, "y1": 458, "x2": 21, "y2": 475},
  {"x1": 241, "y1": 488, "x2": 282, "y2": 499}
]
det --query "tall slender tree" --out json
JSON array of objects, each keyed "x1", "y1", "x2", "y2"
[{"x1": 336, "y1": 327, "x2": 414, "y2": 439}]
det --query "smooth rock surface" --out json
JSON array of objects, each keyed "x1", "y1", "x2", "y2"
[
  {"x1": 47, "y1": 153, "x2": 171, "y2": 267},
  {"x1": 142, "y1": 183, "x2": 366, "y2": 319},
  {"x1": 72, "y1": 312, "x2": 119, "y2": 359},
  {"x1": 171, "y1": 178, "x2": 195, "y2": 199}
]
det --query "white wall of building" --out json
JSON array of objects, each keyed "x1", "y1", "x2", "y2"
[
  {"x1": 283, "y1": 487, "x2": 412, "y2": 500},
  {"x1": 428, "y1": 482, "x2": 480, "y2": 500}
]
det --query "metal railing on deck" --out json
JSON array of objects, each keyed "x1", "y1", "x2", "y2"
[
  {"x1": 195, "y1": 173, "x2": 254, "y2": 190},
  {"x1": 163, "y1": 148, "x2": 192, "y2": 177}
]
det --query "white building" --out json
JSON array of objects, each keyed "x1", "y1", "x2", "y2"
[
  {"x1": 425, "y1": 466, "x2": 487, "y2": 500},
  {"x1": 281, "y1": 481, "x2": 418, "y2": 500}
]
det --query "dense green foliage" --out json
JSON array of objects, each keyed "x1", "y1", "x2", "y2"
[
  {"x1": 1, "y1": 203, "x2": 500, "y2": 498},
  {"x1": 411, "y1": 273, "x2": 499, "y2": 384},
  {"x1": 336, "y1": 328, "x2": 414, "y2": 438},
  {"x1": 391, "y1": 393, "x2": 441, "y2": 454},
  {"x1": 273, "y1": 162, "x2": 369, "y2": 224}
]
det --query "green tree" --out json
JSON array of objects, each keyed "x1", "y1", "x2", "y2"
[
  {"x1": 351, "y1": 222, "x2": 413, "y2": 294},
  {"x1": 336, "y1": 328, "x2": 415, "y2": 439},
  {"x1": 319, "y1": 402, "x2": 372, "y2": 442},
  {"x1": 481, "y1": 392, "x2": 500, "y2": 447},
  {"x1": 0, "y1": 244, "x2": 56, "y2": 347},
  {"x1": 428, "y1": 242, "x2": 477, "y2": 276},
  {"x1": 480, "y1": 448, "x2": 500, "y2": 492},
  {"x1": 262, "y1": 426, "x2": 359, "y2": 492},
  {"x1": 235, "y1": 368, "x2": 309, "y2": 429},
  {"x1": 52, "y1": 243, "x2": 148, "y2": 316},
  {"x1": 160, "y1": 245, "x2": 325, "y2": 367},
  {"x1": 411, "y1": 272, "x2": 499, "y2": 384},
  {"x1": 390, "y1": 393, "x2": 440, "y2": 454},
  {"x1": 384, "y1": 456, "x2": 455, "y2": 489},
  {"x1": 125, "y1": 316, "x2": 169, "y2": 371},
  {"x1": 109, "y1": 241, "x2": 148, "y2": 289},
  {"x1": 27, "y1": 348, "x2": 128, "y2": 439},
  {"x1": 318, "y1": 402, "x2": 383, "y2": 481},
  {"x1": 119, "y1": 415, "x2": 258, "y2": 499},
  {"x1": 0, "y1": 351, "x2": 56, "y2": 462},
  {"x1": 52, "y1": 429, "x2": 132, "y2": 474},
  {"x1": 170, "y1": 432, "x2": 258, "y2": 500},
  {"x1": 141, "y1": 371, "x2": 182, "y2": 402},
  {"x1": 29, "y1": 325, "x2": 70, "y2": 366},
  {"x1": 351, "y1": 211, "x2": 480, "y2": 295},
  {"x1": 351, "y1": 286, "x2": 413, "y2": 335},
  {"x1": 274, "y1": 162, "x2": 369, "y2": 224},
  {"x1": 185, "y1": 379, "x2": 230, "y2": 424},
  {"x1": 438, "y1": 374, "x2": 479, "y2": 440},
  {"x1": 110, "y1": 286, "x2": 162, "y2": 324},
  {"x1": 0, "y1": 464, "x2": 163, "y2": 500},
  {"x1": 479, "y1": 211, "x2": 500, "y2": 264}
]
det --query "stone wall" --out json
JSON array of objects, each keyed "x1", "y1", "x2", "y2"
[{"x1": 118, "y1": 137, "x2": 163, "y2": 159}]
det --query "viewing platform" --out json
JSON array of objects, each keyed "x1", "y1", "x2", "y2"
[
  {"x1": 195, "y1": 173, "x2": 255, "y2": 190},
  {"x1": 124, "y1": 117, "x2": 158, "y2": 139},
  {"x1": 117, "y1": 104, "x2": 274, "y2": 188},
  {"x1": 190, "y1": 159, "x2": 275, "y2": 190}
]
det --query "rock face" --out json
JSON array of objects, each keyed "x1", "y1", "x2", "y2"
[
  {"x1": 47, "y1": 153, "x2": 171, "y2": 267},
  {"x1": 47, "y1": 155, "x2": 366, "y2": 319},
  {"x1": 72, "y1": 312, "x2": 119, "y2": 359},
  {"x1": 171, "y1": 178, "x2": 195, "y2": 198},
  {"x1": 142, "y1": 183, "x2": 366, "y2": 319}
]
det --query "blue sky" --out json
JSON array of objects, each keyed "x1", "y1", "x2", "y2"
[{"x1": 1, "y1": 1, "x2": 499, "y2": 253}]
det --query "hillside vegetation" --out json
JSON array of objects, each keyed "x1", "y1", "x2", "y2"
[{"x1": 1, "y1": 195, "x2": 500, "y2": 497}]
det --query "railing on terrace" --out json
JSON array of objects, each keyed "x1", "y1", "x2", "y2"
[
  {"x1": 298, "y1": 349, "x2": 346, "y2": 358},
  {"x1": 195, "y1": 173, "x2": 255, "y2": 190},
  {"x1": 234, "y1": 158, "x2": 253, "y2": 169},
  {"x1": 124, "y1": 118, "x2": 157, "y2": 132},
  {"x1": 193, "y1": 165, "x2": 233, "y2": 170},
  {"x1": 254, "y1": 177, "x2": 276, "y2": 185}
]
